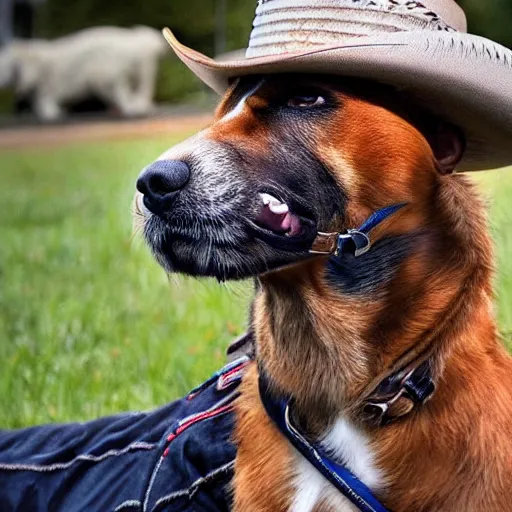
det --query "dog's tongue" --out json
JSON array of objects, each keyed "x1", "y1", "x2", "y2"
[{"x1": 256, "y1": 198, "x2": 302, "y2": 236}]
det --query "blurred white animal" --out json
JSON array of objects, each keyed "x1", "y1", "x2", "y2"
[{"x1": 0, "y1": 26, "x2": 168, "y2": 121}]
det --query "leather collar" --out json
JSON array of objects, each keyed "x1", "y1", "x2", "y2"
[{"x1": 310, "y1": 203, "x2": 407, "y2": 258}]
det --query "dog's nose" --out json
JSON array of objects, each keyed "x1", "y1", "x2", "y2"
[{"x1": 136, "y1": 160, "x2": 191, "y2": 214}]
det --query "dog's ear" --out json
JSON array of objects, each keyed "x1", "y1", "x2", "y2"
[
  {"x1": 425, "y1": 121, "x2": 466, "y2": 174},
  {"x1": 385, "y1": 90, "x2": 466, "y2": 174}
]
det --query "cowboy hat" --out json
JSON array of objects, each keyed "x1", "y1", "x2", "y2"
[{"x1": 162, "y1": 0, "x2": 512, "y2": 172}]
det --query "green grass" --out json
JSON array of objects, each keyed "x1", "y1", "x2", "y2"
[
  {"x1": 0, "y1": 136, "x2": 251, "y2": 428},
  {"x1": 473, "y1": 170, "x2": 512, "y2": 339},
  {"x1": 0, "y1": 137, "x2": 511, "y2": 428}
]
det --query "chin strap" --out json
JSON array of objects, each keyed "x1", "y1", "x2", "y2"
[{"x1": 310, "y1": 203, "x2": 407, "y2": 257}]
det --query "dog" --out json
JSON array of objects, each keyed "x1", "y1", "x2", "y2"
[
  {"x1": 135, "y1": 71, "x2": 512, "y2": 511},
  {"x1": 0, "y1": 26, "x2": 167, "y2": 121},
  {"x1": 134, "y1": 1, "x2": 512, "y2": 508}
]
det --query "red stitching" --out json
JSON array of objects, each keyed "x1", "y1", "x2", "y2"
[
  {"x1": 223, "y1": 363, "x2": 249, "y2": 379},
  {"x1": 163, "y1": 404, "x2": 235, "y2": 457},
  {"x1": 223, "y1": 362, "x2": 250, "y2": 380},
  {"x1": 186, "y1": 360, "x2": 249, "y2": 401},
  {"x1": 217, "y1": 361, "x2": 251, "y2": 390},
  {"x1": 176, "y1": 404, "x2": 234, "y2": 436}
]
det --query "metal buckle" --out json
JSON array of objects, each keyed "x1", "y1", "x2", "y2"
[
  {"x1": 334, "y1": 233, "x2": 353, "y2": 257},
  {"x1": 311, "y1": 230, "x2": 371, "y2": 258},
  {"x1": 364, "y1": 400, "x2": 389, "y2": 417},
  {"x1": 348, "y1": 230, "x2": 371, "y2": 258},
  {"x1": 309, "y1": 232, "x2": 339, "y2": 255},
  {"x1": 364, "y1": 387, "x2": 410, "y2": 425},
  {"x1": 334, "y1": 231, "x2": 371, "y2": 258}
]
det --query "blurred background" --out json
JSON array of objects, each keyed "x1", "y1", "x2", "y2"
[
  {"x1": 0, "y1": 0, "x2": 511, "y2": 428},
  {"x1": 0, "y1": 0, "x2": 511, "y2": 120}
]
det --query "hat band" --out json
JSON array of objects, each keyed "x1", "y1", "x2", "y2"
[{"x1": 247, "y1": 0, "x2": 456, "y2": 58}]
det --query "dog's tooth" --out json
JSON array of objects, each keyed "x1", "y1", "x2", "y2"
[
  {"x1": 259, "y1": 193, "x2": 273, "y2": 206},
  {"x1": 259, "y1": 192, "x2": 285, "y2": 207},
  {"x1": 269, "y1": 202, "x2": 289, "y2": 214}
]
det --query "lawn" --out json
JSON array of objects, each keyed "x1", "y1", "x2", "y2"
[{"x1": 0, "y1": 135, "x2": 511, "y2": 428}]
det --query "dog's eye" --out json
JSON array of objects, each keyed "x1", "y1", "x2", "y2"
[{"x1": 287, "y1": 95, "x2": 325, "y2": 108}]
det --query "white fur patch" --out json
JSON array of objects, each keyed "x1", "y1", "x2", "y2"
[
  {"x1": 221, "y1": 80, "x2": 264, "y2": 122},
  {"x1": 291, "y1": 456, "x2": 326, "y2": 512},
  {"x1": 291, "y1": 415, "x2": 384, "y2": 512}
]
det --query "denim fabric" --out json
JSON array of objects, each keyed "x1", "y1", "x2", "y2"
[{"x1": 0, "y1": 357, "x2": 252, "y2": 512}]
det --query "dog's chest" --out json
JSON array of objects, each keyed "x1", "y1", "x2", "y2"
[{"x1": 290, "y1": 416, "x2": 383, "y2": 512}]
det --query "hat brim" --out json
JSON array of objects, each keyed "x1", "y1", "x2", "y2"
[{"x1": 163, "y1": 28, "x2": 512, "y2": 172}]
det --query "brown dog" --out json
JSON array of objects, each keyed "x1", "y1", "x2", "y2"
[{"x1": 136, "y1": 74, "x2": 512, "y2": 511}]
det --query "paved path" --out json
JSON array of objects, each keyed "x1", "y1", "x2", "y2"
[{"x1": 0, "y1": 113, "x2": 212, "y2": 150}]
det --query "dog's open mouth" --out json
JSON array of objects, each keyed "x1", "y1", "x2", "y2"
[
  {"x1": 247, "y1": 191, "x2": 317, "y2": 250},
  {"x1": 256, "y1": 193, "x2": 304, "y2": 237}
]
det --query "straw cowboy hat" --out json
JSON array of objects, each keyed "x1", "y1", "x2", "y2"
[{"x1": 163, "y1": 0, "x2": 512, "y2": 172}]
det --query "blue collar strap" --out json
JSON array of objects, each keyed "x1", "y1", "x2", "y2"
[
  {"x1": 258, "y1": 373, "x2": 390, "y2": 512},
  {"x1": 310, "y1": 203, "x2": 406, "y2": 258}
]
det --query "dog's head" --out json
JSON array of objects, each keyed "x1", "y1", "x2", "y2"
[{"x1": 135, "y1": 74, "x2": 465, "y2": 281}]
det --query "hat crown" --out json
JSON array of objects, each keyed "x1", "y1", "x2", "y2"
[{"x1": 247, "y1": 0, "x2": 468, "y2": 58}]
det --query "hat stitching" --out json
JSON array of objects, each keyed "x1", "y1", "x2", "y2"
[{"x1": 431, "y1": 33, "x2": 511, "y2": 67}]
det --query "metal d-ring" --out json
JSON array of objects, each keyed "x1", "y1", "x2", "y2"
[{"x1": 347, "y1": 230, "x2": 371, "y2": 258}]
